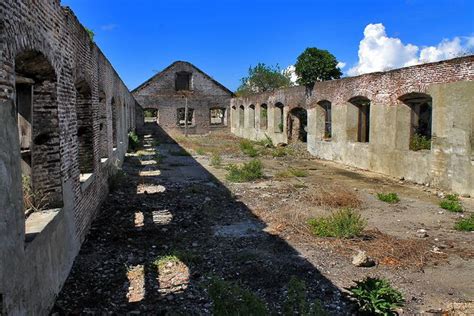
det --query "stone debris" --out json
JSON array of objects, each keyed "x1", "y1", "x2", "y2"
[{"x1": 352, "y1": 250, "x2": 376, "y2": 267}]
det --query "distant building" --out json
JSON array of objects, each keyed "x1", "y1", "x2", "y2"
[{"x1": 133, "y1": 61, "x2": 233, "y2": 134}]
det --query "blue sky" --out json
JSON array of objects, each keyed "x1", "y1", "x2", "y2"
[{"x1": 62, "y1": 0, "x2": 474, "y2": 91}]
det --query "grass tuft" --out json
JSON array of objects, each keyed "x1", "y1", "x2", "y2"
[
  {"x1": 226, "y1": 159, "x2": 264, "y2": 182},
  {"x1": 283, "y1": 276, "x2": 327, "y2": 316},
  {"x1": 348, "y1": 277, "x2": 404, "y2": 315},
  {"x1": 308, "y1": 209, "x2": 366, "y2": 238},
  {"x1": 128, "y1": 131, "x2": 140, "y2": 152},
  {"x1": 377, "y1": 192, "x2": 400, "y2": 204},
  {"x1": 210, "y1": 153, "x2": 222, "y2": 167},
  {"x1": 454, "y1": 213, "x2": 474, "y2": 231},
  {"x1": 440, "y1": 194, "x2": 463, "y2": 212},
  {"x1": 410, "y1": 133, "x2": 431, "y2": 151},
  {"x1": 239, "y1": 139, "x2": 259, "y2": 157},
  {"x1": 275, "y1": 168, "x2": 308, "y2": 179}
]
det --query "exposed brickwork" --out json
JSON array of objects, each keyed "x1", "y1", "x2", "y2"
[
  {"x1": 133, "y1": 61, "x2": 233, "y2": 134},
  {"x1": 0, "y1": 1, "x2": 140, "y2": 314}
]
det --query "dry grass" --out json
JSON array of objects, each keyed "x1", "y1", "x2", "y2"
[
  {"x1": 301, "y1": 184, "x2": 362, "y2": 209},
  {"x1": 172, "y1": 132, "x2": 241, "y2": 156}
]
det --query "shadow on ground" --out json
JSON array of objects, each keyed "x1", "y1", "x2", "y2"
[{"x1": 52, "y1": 123, "x2": 352, "y2": 315}]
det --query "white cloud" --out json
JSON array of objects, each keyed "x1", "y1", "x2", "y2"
[
  {"x1": 336, "y1": 61, "x2": 346, "y2": 69},
  {"x1": 348, "y1": 23, "x2": 474, "y2": 76},
  {"x1": 100, "y1": 24, "x2": 118, "y2": 31},
  {"x1": 283, "y1": 65, "x2": 298, "y2": 84}
]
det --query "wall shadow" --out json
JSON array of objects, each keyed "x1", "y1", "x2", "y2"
[{"x1": 52, "y1": 122, "x2": 352, "y2": 314}]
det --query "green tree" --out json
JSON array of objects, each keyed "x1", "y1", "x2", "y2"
[
  {"x1": 236, "y1": 63, "x2": 292, "y2": 96},
  {"x1": 295, "y1": 48, "x2": 342, "y2": 86}
]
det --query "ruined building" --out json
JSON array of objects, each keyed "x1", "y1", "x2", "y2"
[
  {"x1": 133, "y1": 61, "x2": 233, "y2": 135},
  {"x1": 231, "y1": 56, "x2": 474, "y2": 196},
  {"x1": 0, "y1": 1, "x2": 141, "y2": 314}
]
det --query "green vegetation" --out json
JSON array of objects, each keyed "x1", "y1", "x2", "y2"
[
  {"x1": 153, "y1": 251, "x2": 201, "y2": 268},
  {"x1": 226, "y1": 159, "x2": 264, "y2": 182},
  {"x1": 440, "y1": 194, "x2": 463, "y2": 213},
  {"x1": 22, "y1": 174, "x2": 49, "y2": 213},
  {"x1": 377, "y1": 192, "x2": 400, "y2": 204},
  {"x1": 272, "y1": 147, "x2": 288, "y2": 157},
  {"x1": 208, "y1": 278, "x2": 268, "y2": 316},
  {"x1": 128, "y1": 131, "x2": 140, "y2": 152},
  {"x1": 454, "y1": 214, "x2": 474, "y2": 231},
  {"x1": 195, "y1": 147, "x2": 206, "y2": 155},
  {"x1": 153, "y1": 254, "x2": 180, "y2": 269},
  {"x1": 235, "y1": 63, "x2": 293, "y2": 97},
  {"x1": 308, "y1": 209, "x2": 366, "y2": 238},
  {"x1": 85, "y1": 27, "x2": 94, "y2": 41},
  {"x1": 409, "y1": 133, "x2": 431, "y2": 151},
  {"x1": 210, "y1": 153, "x2": 222, "y2": 167},
  {"x1": 275, "y1": 168, "x2": 308, "y2": 179},
  {"x1": 283, "y1": 277, "x2": 327, "y2": 316},
  {"x1": 295, "y1": 47, "x2": 342, "y2": 86},
  {"x1": 348, "y1": 277, "x2": 404, "y2": 315},
  {"x1": 256, "y1": 134, "x2": 274, "y2": 148},
  {"x1": 239, "y1": 139, "x2": 259, "y2": 157}
]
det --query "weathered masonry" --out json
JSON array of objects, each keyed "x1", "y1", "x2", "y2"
[
  {"x1": 133, "y1": 61, "x2": 233, "y2": 135},
  {"x1": 0, "y1": 1, "x2": 141, "y2": 314},
  {"x1": 231, "y1": 56, "x2": 474, "y2": 196}
]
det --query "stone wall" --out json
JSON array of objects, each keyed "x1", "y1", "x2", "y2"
[
  {"x1": 0, "y1": 1, "x2": 139, "y2": 314},
  {"x1": 133, "y1": 61, "x2": 232, "y2": 135},
  {"x1": 231, "y1": 56, "x2": 474, "y2": 196}
]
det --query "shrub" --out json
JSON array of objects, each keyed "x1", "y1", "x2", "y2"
[
  {"x1": 348, "y1": 277, "x2": 404, "y2": 315},
  {"x1": 128, "y1": 131, "x2": 140, "y2": 152},
  {"x1": 377, "y1": 192, "x2": 400, "y2": 204},
  {"x1": 208, "y1": 278, "x2": 268, "y2": 316},
  {"x1": 283, "y1": 277, "x2": 327, "y2": 316},
  {"x1": 308, "y1": 209, "x2": 366, "y2": 238},
  {"x1": 410, "y1": 133, "x2": 431, "y2": 151},
  {"x1": 272, "y1": 147, "x2": 287, "y2": 157},
  {"x1": 454, "y1": 214, "x2": 474, "y2": 231},
  {"x1": 226, "y1": 159, "x2": 264, "y2": 182},
  {"x1": 440, "y1": 194, "x2": 463, "y2": 213},
  {"x1": 22, "y1": 174, "x2": 50, "y2": 214},
  {"x1": 210, "y1": 153, "x2": 222, "y2": 167},
  {"x1": 239, "y1": 139, "x2": 259, "y2": 157}
]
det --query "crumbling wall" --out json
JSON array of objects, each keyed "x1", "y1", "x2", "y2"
[
  {"x1": 133, "y1": 61, "x2": 233, "y2": 135},
  {"x1": 231, "y1": 56, "x2": 474, "y2": 196},
  {"x1": 0, "y1": 1, "x2": 139, "y2": 314}
]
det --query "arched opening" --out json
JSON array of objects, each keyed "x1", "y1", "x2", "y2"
[
  {"x1": 349, "y1": 96, "x2": 371, "y2": 143},
  {"x1": 75, "y1": 80, "x2": 94, "y2": 176},
  {"x1": 239, "y1": 105, "x2": 245, "y2": 128},
  {"x1": 111, "y1": 97, "x2": 118, "y2": 149},
  {"x1": 274, "y1": 103, "x2": 284, "y2": 133},
  {"x1": 98, "y1": 91, "x2": 108, "y2": 159},
  {"x1": 15, "y1": 50, "x2": 63, "y2": 214},
  {"x1": 248, "y1": 104, "x2": 256, "y2": 128},
  {"x1": 231, "y1": 105, "x2": 237, "y2": 128},
  {"x1": 318, "y1": 100, "x2": 332, "y2": 140},
  {"x1": 144, "y1": 108, "x2": 159, "y2": 124},
  {"x1": 210, "y1": 107, "x2": 227, "y2": 126},
  {"x1": 260, "y1": 104, "x2": 268, "y2": 130},
  {"x1": 399, "y1": 93, "x2": 432, "y2": 151},
  {"x1": 287, "y1": 107, "x2": 308, "y2": 143}
]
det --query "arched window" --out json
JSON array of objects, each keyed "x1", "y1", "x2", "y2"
[
  {"x1": 260, "y1": 104, "x2": 268, "y2": 130},
  {"x1": 75, "y1": 80, "x2": 94, "y2": 176},
  {"x1": 239, "y1": 105, "x2": 245, "y2": 127},
  {"x1": 249, "y1": 104, "x2": 256, "y2": 128},
  {"x1": 15, "y1": 50, "x2": 63, "y2": 214},
  {"x1": 274, "y1": 103, "x2": 284, "y2": 133},
  {"x1": 318, "y1": 100, "x2": 332, "y2": 139},
  {"x1": 231, "y1": 105, "x2": 237, "y2": 128},
  {"x1": 287, "y1": 107, "x2": 308, "y2": 142},
  {"x1": 349, "y1": 96, "x2": 371, "y2": 143},
  {"x1": 399, "y1": 93, "x2": 432, "y2": 151}
]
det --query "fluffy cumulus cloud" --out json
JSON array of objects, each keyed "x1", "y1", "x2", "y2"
[
  {"x1": 283, "y1": 65, "x2": 299, "y2": 84},
  {"x1": 348, "y1": 23, "x2": 474, "y2": 76}
]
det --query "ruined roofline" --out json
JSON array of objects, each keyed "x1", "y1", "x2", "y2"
[
  {"x1": 131, "y1": 61, "x2": 235, "y2": 96},
  {"x1": 233, "y1": 54, "x2": 474, "y2": 101}
]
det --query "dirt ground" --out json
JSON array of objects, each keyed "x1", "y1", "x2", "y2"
[{"x1": 53, "y1": 125, "x2": 473, "y2": 315}]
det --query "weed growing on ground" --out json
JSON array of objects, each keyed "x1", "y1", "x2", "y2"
[
  {"x1": 303, "y1": 184, "x2": 361, "y2": 209},
  {"x1": 196, "y1": 147, "x2": 206, "y2": 155},
  {"x1": 208, "y1": 277, "x2": 268, "y2": 316},
  {"x1": 275, "y1": 168, "x2": 308, "y2": 179},
  {"x1": 22, "y1": 174, "x2": 50, "y2": 215},
  {"x1": 272, "y1": 147, "x2": 287, "y2": 157},
  {"x1": 154, "y1": 250, "x2": 201, "y2": 267},
  {"x1": 454, "y1": 213, "x2": 474, "y2": 231},
  {"x1": 153, "y1": 254, "x2": 180, "y2": 269},
  {"x1": 239, "y1": 139, "x2": 259, "y2": 157},
  {"x1": 226, "y1": 159, "x2": 264, "y2": 182},
  {"x1": 410, "y1": 133, "x2": 431, "y2": 151},
  {"x1": 283, "y1": 276, "x2": 327, "y2": 316},
  {"x1": 348, "y1": 277, "x2": 404, "y2": 315},
  {"x1": 128, "y1": 131, "x2": 140, "y2": 152},
  {"x1": 210, "y1": 153, "x2": 222, "y2": 167},
  {"x1": 377, "y1": 192, "x2": 400, "y2": 204},
  {"x1": 440, "y1": 194, "x2": 463, "y2": 212},
  {"x1": 256, "y1": 134, "x2": 274, "y2": 148},
  {"x1": 308, "y1": 209, "x2": 366, "y2": 238}
]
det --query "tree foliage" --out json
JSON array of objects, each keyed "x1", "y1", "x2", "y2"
[
  {"x1": 236, "y1": 63, "x2": 292, "y2": 97},
  {"x1": 295, "y1": 48, "x2": 342, "y2": 86},
  {"x1": 85, "y1": 27, "x2": 95, "y2": 41}
]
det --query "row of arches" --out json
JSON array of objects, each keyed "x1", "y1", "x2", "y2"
[
  {"x1": 233, "y1": 92, "x2": 433, "y2": 149},
  {"x1": 15, "y1": 50, "x2": 134, "y2": 213}
]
